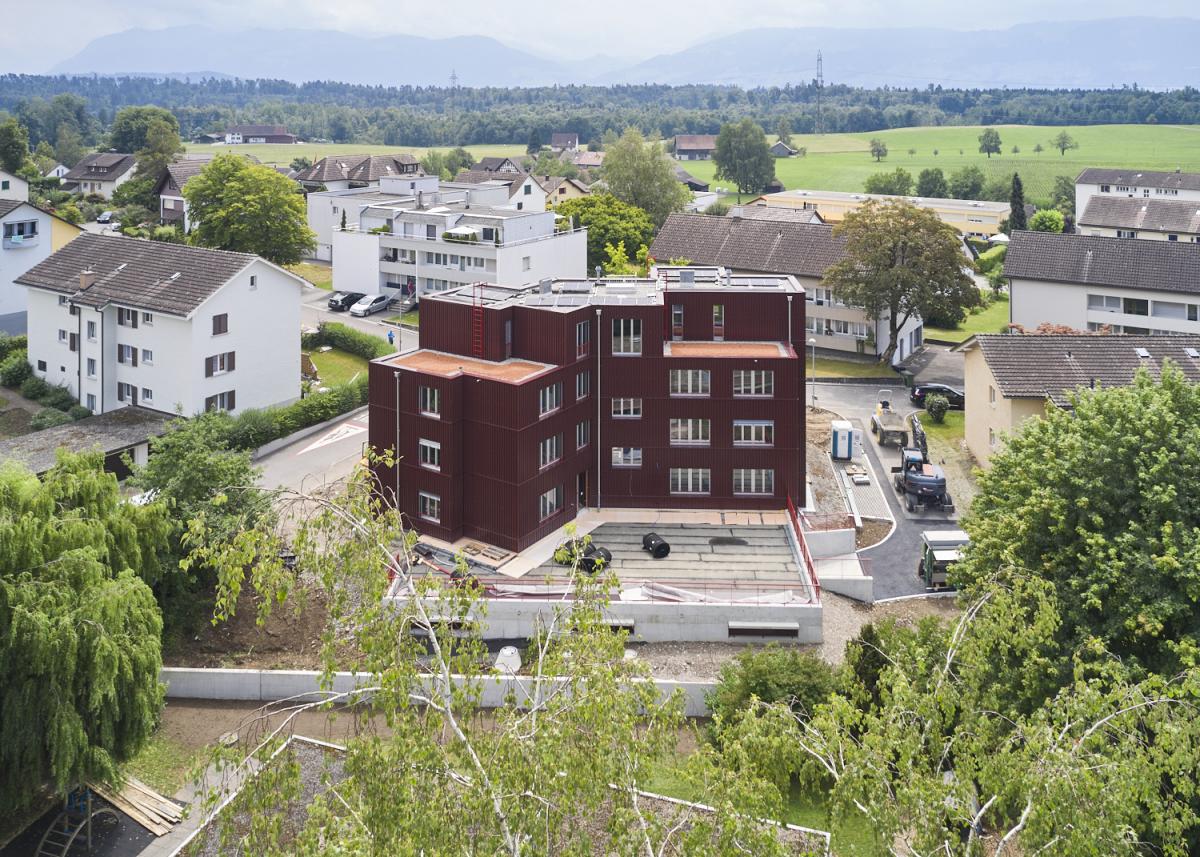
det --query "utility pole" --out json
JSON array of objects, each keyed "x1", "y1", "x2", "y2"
[{"x1": 815, "y1": 50, "x2": 824, "y2": 135}]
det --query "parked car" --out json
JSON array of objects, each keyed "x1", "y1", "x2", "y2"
[
  {"x1": 910, "y1": 383, "x2": 965, "y2": 409},
  {"x1": 328, "y1": 291, "x2": 366, "y2": 312},
  {"x1": 349, "y1": 294, "x2": 393, "y2": 317},
  {"x1": 96, "y1": 211, "x2": 114, "y2": 224}
]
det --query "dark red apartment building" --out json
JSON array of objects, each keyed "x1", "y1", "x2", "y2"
[{"x1": 367, "y1": 269, "x2": 807, "y2": 552}]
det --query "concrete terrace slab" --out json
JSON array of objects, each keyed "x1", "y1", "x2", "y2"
[{"x1": 831, "y1": 444, "x2": 894, "y2": 521}]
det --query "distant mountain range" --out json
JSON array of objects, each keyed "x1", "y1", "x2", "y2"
[{"x1": 50, "y1": 18, "x2": 1200, "y2": 89}]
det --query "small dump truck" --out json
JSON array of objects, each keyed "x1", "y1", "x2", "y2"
[
  {"x1": 892, "y1": 447, "x2": 954, "y2": 514},
  {"x1": 918, "y1": 529, "x2": 969, "y2": 589},
  {"x1": 869, "y1": 389, "x2": 909, "y2": 447}
]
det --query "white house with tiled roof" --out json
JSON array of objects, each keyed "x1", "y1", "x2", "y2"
[{"x1": 17, "y1": 233, "x2": 304, "y2": 415}]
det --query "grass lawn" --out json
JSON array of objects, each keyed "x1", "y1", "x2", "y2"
[
  {"x1": 924, "y1": 293, "x2": 1010, "y2": 343},
  {"x1": 185, "y1": 142, "x2": 526, "y2": 169},
  {"x1": 286, "y1": 261, "x2": 333, "y2": 290},
  {"x1": 683, "y1": 124, "x2": 1200, "y2": 204},
  {"x1": 124, "y1": 730, "x2": 203, "y2": 796},
  {"x1": 810, "y1": 355, "x2": 897, "y2": 379},
  {"x1": 306, "y1": 347, "x2": 368, "y2": 386},
  {"x1": 916, "y1": 409, "x2": 965, "y2": 444}
]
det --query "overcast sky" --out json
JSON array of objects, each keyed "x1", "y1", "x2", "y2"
[{"x1": 2, "y1": 1, "x2": 1195, "y2": 72}]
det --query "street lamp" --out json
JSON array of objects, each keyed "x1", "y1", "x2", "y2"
[{"x1": 808, "y1": 338, "x2": 817, "y2": 410}]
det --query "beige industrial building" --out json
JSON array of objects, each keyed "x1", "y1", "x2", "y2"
[{"x1": 745, "y1": 188, "x2": 1009, "y2": 237}]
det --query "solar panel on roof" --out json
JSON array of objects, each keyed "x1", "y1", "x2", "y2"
[
  {"x1": 560, "y1": 282, "x2": 592, "y2": 293},
  {"x1": 525, "y1": 296, "x2": 553, "y2": 306},
  {"x1": 556, "y1": 296, "x2": 586, "y2": 307}
]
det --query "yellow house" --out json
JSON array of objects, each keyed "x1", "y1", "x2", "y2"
[
  {"x1": 747, "y1": 188, "x2": 1008, "y2": 237},
  {"x1": 49, "y1": 210, "x2": 83, "y2": 251},
  {"x1": 540, "y1": 176, "x2": 590, "y2": 209},
  {"x1": 955, "y1": 333, "x2": 1200, "y2": 466}
]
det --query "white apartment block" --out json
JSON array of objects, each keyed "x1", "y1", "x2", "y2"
[
  {"x1": 1075, "y1": 168, "x2": 1200, "y2": 225},
  {"x1": 1077, "y1": 196, "x2": 1200, "y2": 243},
  {"x1": 0, "y1": 200, "x2": 80, "y2": 334},
  {"x1": 17, "y1": 233, "x2": 303, "y2": 416}
]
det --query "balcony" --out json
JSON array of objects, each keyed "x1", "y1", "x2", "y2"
[{"x1": 3, "y1": 233, "x2": 39, "y2": 249}]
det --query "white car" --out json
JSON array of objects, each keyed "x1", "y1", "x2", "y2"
[{"x1": 349, "y1": 294, "x2": 393, "y2": 317}]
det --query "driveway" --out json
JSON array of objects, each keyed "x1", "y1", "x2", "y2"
[
  {"x1": 301, "y1": 287, "x2": 419, "y2": 351},
  {"x1": 256, "y1": 408, "x2": 370, "y2": 494},
  {"x1": 898, "y1": 343, "x2": 964, "y2": 387}
]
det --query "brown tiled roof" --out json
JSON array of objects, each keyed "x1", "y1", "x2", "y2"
[
  {"x1": 294, "y1": 154, "x2": 418, "y2": 184},
  {"x1": 674, "y1": 135, "x2": 717, "y2": 150},
  {"x1": 1004, "y1": 230, "x2": 1200, "y2": 296},
  {"x1": 649, "y1": 213, "x2": 846, "y2": 278},
  {"x1": 63, "y1": 153, "x2": 136, "y2": 182},
  {"x1": 550, "y1": 133, "x2": 578, "y2": 148},
  {"x1": 0, "y1": 199, "x2": 24, "y2": 219},
  {"x1": 1079, "y1": 196, "x2": 1200, "y2": 234},
  {"x1": 733, "y1": 206, "x2": 822, "y2": 224},
  {"x1": 571, "y1": 151, "x2": 605, "y2": 168},
  {"x1": 228, "y1": 124, "x2": 290, "y2": 136},
  {"x1": 1076, "y1": 168, "x2": 1200, "y2": 193},
  {"x1": 962, "y1": 333, "x2": 1200, "y2": 406},
  {"x1": 453, "y1": 169, "x2": 523, "y2": 186},
  {"x1": 15, "y1": 232, "x2": 259, "y2": 317}
]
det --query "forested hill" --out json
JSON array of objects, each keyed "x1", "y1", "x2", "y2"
[{"x1": 3, "y1": 75, "x2": 1198, "y2": 148}]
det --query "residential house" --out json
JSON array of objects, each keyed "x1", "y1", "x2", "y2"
[
  {"x1": 550, "y1": 133, "x2": 579, "y2": 153},
  {"x1": 154, "y1": 154, "x2": 260, "y2": 232},
  {"x1": 728, "y1": 205, "x2": 824, "y2": 225},
  {"x1": 307, "y1": 174, "x2": 442, "y2": 262},
  {"x1": 367, "y1": 268, "x2": 805, "y2": 551},
  {"x1": 61, "y1": 153, "x2": 136, "y2": 199},
  {"x1": 1074, "y1": 168, "x2": 1200, "y2": 224},
  {"x1": 43, "y1": 163, "x2": 71, "y2": 180},
  {"x1": 769, "y1": 141, "x2": 798, "y2": 158},
  {"x1": 674, "y1": 166, "x2": 709, "y2": 193},
  {"x1": 673, "y1": 135, "x2": 718, "y2": 161},
  {"x1": 539, "y1": 175, "x2": 590, "y2": 208},
  {"x1": 1005, "y1": 230, "x2": 1200, "y2": 335},
  {"x1": 0, "y1": 199, "x2": 83, "y2": 334},
  {"x1": 474, "y1": 157, "x2": 522, "y2": 174},
  {"x1": 16, "y1": 233, "x2": 303, "y2": 415},
  {"x1": 1077, "y1": 196, "x2": 1200, "y2": 243},
  {"x1": 746, "y1": 189, "x2": 1008, "y2": 238},
  {"x1": 224, "y1": 124, "x2": 297, "y2": 144},
  {"x1": 956, "y1": 333, "x2": 1200, "y2": 466},
  {"x1": 293, "y1": 153, "x2": 421, "y2": 192},
  {"x1": 452, "y1": 169, "x2": 548, "y2": 212},
  {"x1": 571, "y1": 150, "x2": 604, "y2": 170},
  {"x1": 650, "y1": 212, "x2": 924, "y2": 363},
  {"x1": 0, "y1": 169, "x2": 29, "y2": 202}
]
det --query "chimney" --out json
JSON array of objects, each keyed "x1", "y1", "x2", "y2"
[
  {"x1": 79, "y1": 268, "x2": 97, "y2": 290},
  {"x1": 417, "y1": 190, "x2": 424, "y2": 209},
  {"x1": 730, "y1": 206, "x2": 743, "y2": 219}
]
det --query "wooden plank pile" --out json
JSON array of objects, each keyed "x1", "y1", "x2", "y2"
[{"x1": 88, "y1": 777, "x2": 182, "y2": 836}]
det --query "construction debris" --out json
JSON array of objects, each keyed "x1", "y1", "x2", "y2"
[{"x1": 88, "y1": 777, "x2": 181, "y2": 837}]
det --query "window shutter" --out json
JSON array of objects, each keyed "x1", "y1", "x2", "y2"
[
  {"x1": 227, "y1": 351, "x2": 235, "y2": 372},
  {"x1": 131, "y1": 348, "x2": 138, "y2": 367},
  {"x1": 131, "y1": 312, "x2": 138, "y2": 329},
  {"x1": 205, "y1": 395, "x2": 215, "y2": 411},
  {"x1": 205, "y1": 356, "x2": 213, "y2": 377},
  {"x1": 227, "y1": 390, "x2": 236, "y2": 411},
  {"x1": 117, "y1": 385, "x2": 125, "y2": 402},
  {"x1": 117, "y1": 347, "x2": 125, "y2": 364},
  {"x1": 69, "y1": 333, "x2": 77, "y2": 352}
]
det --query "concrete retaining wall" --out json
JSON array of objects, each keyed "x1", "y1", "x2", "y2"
[
  {"x1": 803, "y1": 528, "x2": 857, "y2": 558},
  {"x1": 819, "y1": 575, "x2": 875, "y2": 603}
]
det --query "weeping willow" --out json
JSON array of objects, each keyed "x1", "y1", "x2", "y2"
[{"x1": 0, "y1": 450, "x2": 169, "y2": 811}]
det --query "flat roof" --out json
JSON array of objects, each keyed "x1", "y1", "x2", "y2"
[
  {"x1": 664, "y1": 341, "x2": 793, "y2": 358},
  {"x1": 385, "y1": 349, "x2": 553, "y2": 383},
  {"x1": 0, "y1": 406, "x2": 172, "y2": 475},
  {"x1": 758, "y1": 188, "x2": 1009, "y2": 213}
]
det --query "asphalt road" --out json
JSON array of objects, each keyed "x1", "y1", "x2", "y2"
[{"x1": 256, "y1": 407, "x2": 371, "y2": 495}]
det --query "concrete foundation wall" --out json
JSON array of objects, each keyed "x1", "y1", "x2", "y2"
[
  {"x1": 803, "y1": 527, "x2": 857, "y2": 558},
  {"x1": 819, "y1": 575, "x2": 875, "y2": 602}
]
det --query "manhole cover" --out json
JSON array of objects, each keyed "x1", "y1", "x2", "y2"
[{"x1": 709, "y1": 537, "x2": 748, "y2": 546}]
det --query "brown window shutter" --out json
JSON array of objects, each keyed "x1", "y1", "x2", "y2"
[
  {"x1": 117, "y1": 385, "x2": 125, "y2": 402},
  {"x1": 69, "y1": 333, "x2": 77, "y2": 352},
  {"x1": 205, "y1": 356, "x2": 213, "y2": 377},
  {"x1": 131, "y1": 348, "x2": 138, "y2": 367},
  {"x1": 227, "y1": 351, "x2": 235, "y2": 372},
  {"x1": 117, "y1": 347, "x2": 125, "y2": 364},
  {"x1": 205, "y1": 395, "x2": 214, "y2": 411},
  {"x1": 131, "y1": 312, "x2": 138, "y2": 329},
  {"x1": 227, "y1": 390, "x2": 236, "y2": 411}
]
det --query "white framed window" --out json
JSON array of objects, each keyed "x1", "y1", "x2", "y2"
[
  {"x1": 118, "y1": 343, "x2": 137, "y2": 365},
  {"x1": 575, "y1": 320, "x2": 590, "y2": 358},
  {"x1": 576, "y1": 370, "x2": 590, "y2": 400},
  {"x1": 522, "y1": 256, "x2": 531, "y2": 272},
  {"x1": 611, "y1": 447, "x2": 642, "y2": 468},
  {"x1": 539, "y1": 486, "x2": 563, "y2": 521},
  {"x1": 988, "y1": 429, "x2": 996, "y2": 449},
  {"x1": 669, "y1": 369, "x2": 710, "y2": 396},
  {"x1": 611, "y1": 397, "x2": 642, "y2": 418},
  {"x1": 1088, "y1": 294, "x2": 1120, "y2": 313},
  {"x1": 419, "y1": 491, "x2": 441, "y2": 523},
  {"x1": 612, "y1": 318, "x2": 642, "y2": 355},
  {"x1": 539, "y1": 382, "x2": 562, "y2": 416},
  {"x1": 249, "y1": 275, "x2": 257, "y2": 290},
  {"x1": 86, "y1": 358, "x2": 96, "y2": 377},
  {"x1": 989, "y1": 385, "x2": 996, "y2": 406},
  {"x1": 58, "y1": 295, "x2": 68, "y2": 306},
  {"x1": 141, "y1": 387, "x2": 154, "y2": 403},
  {"x1": 733, "y1": 370, "x2": 774, "y2": 397},
  {"x1": 733, "y1": 420, "x2": 775, "y2": 446},
  {"x1": 733, "y1": 468, "x2": 774, "y2": 495},
  {"x1": 141, "y1": 349, "x2": 153, "y2": 365},
  {"x1": 669, "y1": 418, "x2": 711, "y2": 445},
  {"x1": 669, "y1": 467, "x2": 711, "y2": 495},
  {"x1": 576, "y1": 420, "x2": 590, "y2": 449},
  {"x1": 86, "y1": 394, "x2": 96, "y2": 411},
  {"x1": 538, "y1": 434, "x2": 563, "y2": 469},
  {"x1": 142, "y1": 312, "x2": 153, "y2": 325},
  {"x1": 86, "y1": 320, "x2": 96, "y2": 340},
  {"x1": 58, "y1": 329, "x2": 67, "y2": 343},
  {"x1": 204, "y1": 390, "x2": 236, "y2": 411},
  {"x1": 117, "y1": 382, "x2": 138, "y2": 403},
  {"x1": 419, "y1": 386, "x2": 440, "y2": 417},
  {"x1": 418, "y1": 439, "x2": 441, "y2": 471},
  {"x1": 712, "y1": 304, "x2": 725, "y2": 341}
]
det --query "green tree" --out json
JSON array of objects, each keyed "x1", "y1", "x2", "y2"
[
  {"x1": 183, "y1": 154, "x2": 315, "y2": 264},
  {"x1": 978, "y1": 126, "x2": 1002, "y2": 158},
  {"x1": 915, "y1": 167, "x2": 949, "y2": 198},
  {"x1": 33, "y1": 140, "x2": 56, "y2": 174},
  {"x1": 0, "y1": 451, "x2": 169, "y2": 811},
  {"x1": 1034, "y1": 142, "x2": 1045, "y2": 155},
  {"x1": 600, "y1": 127, "x2": 690, "y2": 227},
  {"x1": 526, "y1": 127, "x2": 543, "y2": 155},
  {"x1": 420, "y1": 150, "x2": 449, "y2": 180},
  {"x1": 444, "y1": 146, "x2": 474, "y2": 175},
  {"x1": 713, "y1": 118, "x2": 775, "y2": 201},
  {"x1": 823, "y1": 199, "x2": 979, "y2": 364},
  {"x1": 863, "y1": 167, "x2": 913, "y2": 196},
  {"x1": 1051, "y1": 175, "x2": 1076, "y2": 216},
  {"x1": 108, "y1": 106, "x2": 179, "y2": 153},
  {"x1": 1029, "y1": 209, "x2": 1065, "y2": 232},
  {"x1": 289, "y1": 155, "x2": 312, "y2": 172},
  {"x1": 949, "y1": 165, "x2": 986, "y2": 199},
  {"x1": 708, "y1": 646, "x2": 835, "y2": 734},
  {"x1": 1052, "y1": 131, "x2": 1079, "y2": 156},
  {"x1": 1009, "y1": 173, "x2": 1028, "y2": 231},
  {"x1": 774, "y1": 117, "x2": 792, "y2": 146},
  {"x1": 555, "y1": 193, "x2": 654, "y2": 271},
  {"x1": 924, "y1": 393, "x2": 949, "y2": 423},
  {"x1": 113, "y1": 117, "x2": 185, "y2": 211},
  {"x1": 869, "y1": 138, "x2": 888, "y2": 161},
  {"x1": 53, "y1": 121, "x2": 86, "y2": 168},
  {"x1": 0, "y1": 117, "x2": 30, "y2": 173}
]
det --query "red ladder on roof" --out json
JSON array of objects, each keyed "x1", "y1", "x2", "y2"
[{"x1": 471, "y1": 282, "x2": 485, "y2": 357}]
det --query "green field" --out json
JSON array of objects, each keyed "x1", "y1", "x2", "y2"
[
  {"x1": 306, "y1": 347, "x2": 368, "y2": 386},
  {"x1": 682, "y1": 124, "x2": 1200, "y2": 203},
  {"x1": 184, "y1": 141, "x2": 526, "y2": 169}
]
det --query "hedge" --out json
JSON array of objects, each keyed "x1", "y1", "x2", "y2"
[
  {"x1": 221, "y1": 373, "x2": 369, "y2": 452},
  {"x1": 976, "y1": 245, "x2": 1007, "y2": 275},
  {"x1": 303, "y1": 322, "x2": 393, "y2": 361},
  {"x1": 0, "y1": 333, "x2": 27, "y2": 361},
  {"x1": 0, "y1": 351, "x2": 31, "y2": 387}
]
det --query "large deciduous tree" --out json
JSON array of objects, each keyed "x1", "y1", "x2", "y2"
[
  {"x1": 600, "y1": 127, "x2": 691, "y2": 228},
  {"x1": 108, "y1": 106, "x2": 180, "y2": 153},
  {"x1": 713, "y1": 118, "x2": 775, "y2": 201},
  {"x1": 0, "y1": 452, "x2": 169, "y2": 811},
  {"x1": 1052, "y1": 131, "x2": 1079, "y2": 156},
  {"x1": 949, "y1": 165, "x2": 986, "y2": 199},
  {"x1": 1008, "y1": 173, "x2": 1027, "y2": 231},
  {"x1": 978, "y1": 126, "x2": 1002, "y2": 158},
  {"x1": 554, "y1": 193, "x2": 654, "y2": 272},
  {"x1": 823, "y1": 199, "x2": 979, "y2": 363},
  {"x1": 112, "y1": 117, "x2": 185, "y2": 212},
  {"x1": 0, "y1": 117, "x2": 30, "y2": 174},
  {"x1": 915, "y1": 167, "x2": 949, "y2": 198},
  {"x1": 869, "y1": 138, "x2": 888, "y2": 161},
  {"x1": 183, "y1": 154, "x2": 315, "y2": 264},
  {"x1": 863, "y1": 167, "x2": 913, "y2": 196}
]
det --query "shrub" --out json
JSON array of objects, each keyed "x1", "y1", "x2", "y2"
[
  {"x1": 20, "y1": 375, "x2": 49, "y2": 400},
  {"x1": 30, "y1": 408, "x2": 73, "y2": 431},
  {"x1": 316, "y1": 322, "x2": 392, "y2": 361},
  {"x1": 0, "y1": 333, "x2": 27, "y2": 361},
  {"x1": 0, "y1": 351, "x2": 31, "y2": 387},
  {"x1": 925, "y1": 393, "x2": 950, "y2": 423},
  {"x1": 225, "y1": 408, "x2": 281, "y2": 450},
  {"x1": 976, "y1": 244, "x2": 1007, "y2": 274},
  {"x1": 39, "y1": 385, "x2": 77, "y2": 412},
  {"x1": 708, "y1": 646, "x2": 836, "y2": 739},
  {"x1": 67, "y1": 405, "x2": 93, "y2": 421}
]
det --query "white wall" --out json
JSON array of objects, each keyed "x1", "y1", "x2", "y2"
[
  {"x1": 332, "y1": 230, "x2": 389, "y2": 294},
  {"x1": 495, "y1": 229, "x2": 587, "y2": 285},
  {"x1": 0, "y1": 205, "x2": 54, "y2": 332},
  {"x1": 0, "y1": 170, "x2": 29, "y2": 202},
  {"x1": 27, "y1": 288, "x2": 76, "y2": 388},
  {"x1": 1075, "y1": 181, "x2": 1200, "y2": 225},
  {"x1": 1010, "y1": 276, "x2": 1200, "y2": 335}
]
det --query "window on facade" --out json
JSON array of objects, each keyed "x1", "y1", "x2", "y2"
[
  {"x1": 712, "y1": 304, "x2": 725, "y2": 341},
  {"x1": 670, "y1": 418, "x2": 711, "y2": 445},
  {"x1": 611, "y1": 447, "x2": 642, "y2": 467},
  {"x1": 1100, "y1": 184, "x2": 1111, "y2": 192},
  {"x1": 142, "y1": 312, "x2": 153, "y2": 325},
  {"x1": 86, "y1": 320, "x2": 96, "y2": 340},
  {"x1": 249, "y1": 275, "x2": 257, "y2": 290},
  {"x1": 989, "y1": 385, "x2": 996, "y2": 405},
  {"x1": 418, "y1": 439, "x2": 441, "y2": 470},
  {"x1": 733, "y1": 420, "x2": 775, "y2": 446},
  {"x1": 575, "y1": 370, "x2": 590, "y2": 400},
  {"x1": 86, "y1": 358, "x2": 96, "y2": 377},
  {"x1": 419, "y1": 386, "x2": 440, "y2": 417},
  {"x1": 1169, "y1": 235, "x2": 1180, "y2": 242},
  {"x1": 426, "y1": 224, "x2": 437, "y2": 239},
  {"x1": 612, "y1": 319, "x2": 642, "y2": 355},
  {"x1": 204, "y1": 390, "x2": 236, "y2": 411},
  {"x1": 117, "y1": 382, "x2": 137, "y2": 403},
  {"x1": 1116, "y1": 229, "x2": 1137, "y2": 239},
  {"x1": 86, "y1": 394, "x2": 96, "y2": 411},
  {"x1": 117, "y1": 343, "x2": 137, "y2": 365},
  {"x1": 733, "y1": 468, "x2": 774, "y2": 495},
  {"x1": 3, "y1": 220, "x2": 37, "y2": 239},
  {"x1": 539, "y1": 486, "x2": 563, "y2": 521},
  {"x1": 205, "y1": 351, "x2": 235, "y2": 376},
  {"x1": 538, "y1": 434, "x2": 563, "y2": 469},
  {"x1": 1123, "y1": 298, "x2": 1149, "y2": 316},
  {"x1": 1152, "y1": 300, "x2": 1187, "y2": 319},
  {"x1": 57, "y1": 329, "x2": 67, "y2": 343},
  {"x1": 58, "y1": 295, "x2": 68, "y2": 306},
  {"x1": 419, "y1": 491, "x2": 441, "y2": 523},
  {"x1": 116, "y1": 307, "x2": 138, "y2": 328},
  {"x1": 733, "y1": 370, "x2": 774, "y2": 397},
  {"x1": 611, "y1": 397, "x2": 642, "y2": 418},
  {"x1": 522, "y1": 256, "x2": 531, "y2": 272},
  {"x1": 212, "y1": 313, "x2": 228, "y2": 335},
  {"x1": 141, "y1": 388, "x2": 153, "y2": 402},
  {"x1": 575, "y1": 320, "x2": 590, "y2": 358},
  {"x1": 539, "y1": 382, "x2": 562, "y2": 416},
  {"x1": 671, "y1": 304, "x2": 684, "y2": 340},
  {"x1": 669, "y1": 369, "x2": 710, "y2": 396},
  {"x1": 988, "y1": 429, "x2": 996, "y2": 448},
  {"x1": 1087, "y1": 294, "x2": 1121, "y2": 313},
  {"x1": 141, "y1": 349, "x2": 153, "y2": 365},
  {"x1": 36, "y1": 360, "x2": 46, "y2": 371},
  {"x1": 524, "y1": 184, "x2": 532, "y2": 195},
  {"x1": 669, "y1": 468, "x2": 711, "y2": 495},
  {"x1": 576, "y1": 420, "x2": 590, "y2": 449}
]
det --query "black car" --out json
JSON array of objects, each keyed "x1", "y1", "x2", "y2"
[
  {"x1": 910, "y1": 383, "x2": 965, "y2": 409},
  {"x1": 328, "y1": 291, "x2": 365, "y2": 312}
]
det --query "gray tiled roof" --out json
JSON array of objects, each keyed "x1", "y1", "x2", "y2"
[
  {"x1": 63, "y1": 153, "x2": 136, "y2": 182},
  {"x1": 228, "y1": 124, "x2": 290, "y2": 136},
  {"x1": 732, "y1": 205, "x2": 822, "y2": 224},
  {"x1": 15, "y1": 232, "x2": 257, "y2": 316},
  {"x1": 1005, "y1": 230, "x2": 1200, "y2": 295},
  {"x1": 0, "y1": 199, "x2": 24, "y2": 219},
  {"x1": 964, "y1": 333, "x2": 1200, "y2": 406},
  {"x1": 1079, "y1": 196, "x2": 1200, "y2": 234},
  {"x1": 649, "y1": 213, "x2": 846, "y2": 278},
  {"x1": 453, "y1": 168, "x2": 523, "y2": 186},
  {"x1": 674, "y1": 135, "x2": 717, "y2": 150},
  {"x1": 475, "y1": 157, "x2": 520, "y2": 172},
  {"x1": 0, "y1": 406, "x2": 172, "y2": 475},
  {"x1": 1076, "y1": 168, "x2": 1200, "y2": 193}
]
